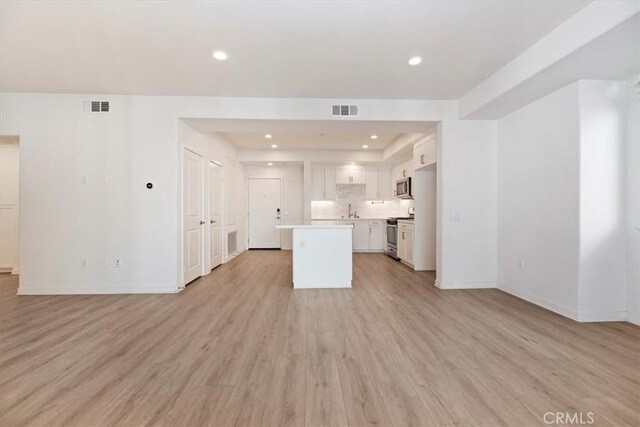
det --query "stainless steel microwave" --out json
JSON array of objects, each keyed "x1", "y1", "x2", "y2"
[{"x1": 396, "y1": 177, "x2": 412, "y2": 199}]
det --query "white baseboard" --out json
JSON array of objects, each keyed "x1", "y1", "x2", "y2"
[
  {"x1": 498, "y1": 284, "x2": 630, "y2": 322},
  {"x1": 11, "y1": 267, "x2": 19, "y2": 275},
  {"x1": 293, "y1": 282, "x2": 352, "y2": 289},
  {"x1": 498, "y1": 284, "x2": 579, "y2": 320},
  {"x1": 224, "y1": 248, "x2": 247, "y2": 263},
  {"x1": 435, "y1": 280, "x2": 497, "y2": 289},
  {"x1": 577, "y1": 310, "x2": 628, "y2": 322},
  {"x1": 17, "y1": 285, "x2": 180, "y2": 295}
]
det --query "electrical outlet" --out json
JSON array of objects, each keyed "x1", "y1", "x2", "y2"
[
  {"x1": 82, "y1": 259, "x2": 88, "y2": 267},
  {"x1": 115, "y1": 258, "x2": 121, "y2": 268},
  {"x1": 518, "y1": 259, "x2": 525, "y2": 270}
]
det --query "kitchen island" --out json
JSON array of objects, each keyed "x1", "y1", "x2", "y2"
[{"x1": 276, "y1": 224, "x2": 353, "y2": 288}]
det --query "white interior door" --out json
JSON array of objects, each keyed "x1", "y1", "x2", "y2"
[
  {"x1": 209, "y1": 162, "x2": 222, "y2": 269},
  {"x1": 183, "y1": 147, "x2": 204, "y2": 284},
  {"x1": 248, "y1": 178, "x2": 281, "y2": 249}
]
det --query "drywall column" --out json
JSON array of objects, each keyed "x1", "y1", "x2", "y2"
[
  {"x1": 303, "y1": 160, "x2": 312, "y2": 224},
  {"x1": 626, "y1": 77, "x2": 640, "y2": 325},
  {"x1": 578, "y1": 80, "x2": 627, "y2": 321}
]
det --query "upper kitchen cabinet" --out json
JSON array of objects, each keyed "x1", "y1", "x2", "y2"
[
  {"x1": 413, "y1": 135, "x2": 437, "y2": 170},
  {"x1": 336, "y1": 167, "x2": 366, "y2": 185},
  {"x1": 365, "y1": 166, "x2": 392, "y2": 200},
  {"x1": 311, "y1": 165, "x2": 337, "y2": 200},
  {"x1": 391, "y1": 157, "x2": 413, "y2": 196}
]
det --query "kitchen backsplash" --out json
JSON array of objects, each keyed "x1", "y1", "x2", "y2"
[{"x1": 311, "y1": 199, "x2": 414, "y2": 219}]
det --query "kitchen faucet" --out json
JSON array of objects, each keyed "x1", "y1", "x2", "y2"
[{"x1": 348, "y1": 203, "x2": 358, "y2": 218}]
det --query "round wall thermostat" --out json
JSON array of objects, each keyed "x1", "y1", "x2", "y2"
[{"x1": 146, "y1": 183, "x2": 153, "y2": 189}]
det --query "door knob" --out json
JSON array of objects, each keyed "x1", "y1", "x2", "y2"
[
  {"x1": 211, "y1": 220, "x2": 216, "y2": 224},
  {"x1": 200, "y1": 221, "x2": 205, "y2": 225}
]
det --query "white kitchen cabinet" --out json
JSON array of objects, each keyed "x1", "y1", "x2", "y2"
[
  {"x1": 311, "y1": 166, "x2": 336, "y2": 200},
  {"x1": 369, "y1": 220, "x2": 385, "y2": 251},
  {"x1": 352, "y1": 221, "x2": 370, "y2": 251},
  {"x1": 414, "y1": 136, "x2": 436, "y2": 171},
  {"x1": 365, "y1": 167, "x2": 392, "y2": 200},
  {"x1": 391, "y1": 158, "x2": 412, "y2": 197},
  {"x1": 397, "y1": 221, "x2": 414, "y2": 267},
  {"x1": 336, "y1": 167, "x2": 366, "y2": 185},
  {"x1": 311, "y1": 166, "x2": 325, "y2": 200},
  {"x1": 377, "y1": 167, "x2": 391, "y2": 199},
  {"x1": 324, "y1": 166, "x2": 336, "y2": 200}
]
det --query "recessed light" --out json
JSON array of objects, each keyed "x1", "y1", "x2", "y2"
[
  {"x1": 350, "y1": 162, "x2": 356, "y2": 165},
  {"x1": 370, "y1": 135, "x2": 378, "y2": 140},
  {"x1": 408, "y1": 56, "x2": 422, "y2": 66},
  {"x1": 271, "y1": 144, "x2": 278, "y2": 148},
  {"x1": 265, "y1": 134, "x2": 272, "y2": 139},
  {"x1": 213, "y1": 50, "x2": 228, "y2": 61},
  {"x1": 362, "y1": 145, "x2": 369, "y2": 149},
  {"x1": 267, "y1": 162, "x2": 273, "y2": 166}
]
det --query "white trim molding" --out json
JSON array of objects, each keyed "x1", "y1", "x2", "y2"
[
  {"x1": 17, "y1": 285, "x2": 181, "y2": 295},
  {"x1": 499, "y1": 284, "x2": 630, "y2": 322},
  {"x1": 577, "y1": 310, "x2": 628, "y2": 322},
  {"x1": 435, "y1": 280, "x2": 497, "y2": 289},
  {"x1": 498, "y1": 284, "x2": 579, "y2": 321}
]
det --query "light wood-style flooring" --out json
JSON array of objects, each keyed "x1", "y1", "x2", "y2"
[{"x1": 1, "y1": 251, "x2": 638, "y2": 426}]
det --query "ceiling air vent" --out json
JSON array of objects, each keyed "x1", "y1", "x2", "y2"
[
  {"x1": 331, "y1": 104, "x2": 358, "y2": 117},
  {"x1": 83, "y1": 100, "x2": 110, "y2": 112}
]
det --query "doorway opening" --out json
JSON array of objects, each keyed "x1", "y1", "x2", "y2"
[
  {"x1": 0, "y1": 136, "x2": 19, "y2": 276},
  {"x1": 247, "y1": 178, "x2": 282, "y2": 249}
]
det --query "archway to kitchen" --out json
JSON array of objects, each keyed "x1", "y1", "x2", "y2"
[{"x1": 177, "y1": 118, "x2": 441, "y2": 286}]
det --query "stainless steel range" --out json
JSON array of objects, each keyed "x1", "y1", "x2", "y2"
[{"x1": 386, "y1": 217, "x2": 413, "y2": 259}]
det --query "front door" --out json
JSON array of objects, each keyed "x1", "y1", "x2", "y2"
[
  {"x1": 183, "y1": 147, "x2": 203, "y2": 284},
  {"x1": 209, "y1": 162, "x2": 222, "y2": 269},
  {"x1": 248, "y1": 178, "x2": 281, "y2": 249}
]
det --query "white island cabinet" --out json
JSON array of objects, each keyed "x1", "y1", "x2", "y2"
[{"x1": 276, "y1": 224, "x2": 353, "y2": 289}]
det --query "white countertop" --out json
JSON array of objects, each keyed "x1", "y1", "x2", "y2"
[
  {"x1": 311, "y1": 218, "x2": 386, "y2": 221},
  {"x1": 277, "y1": 224, "x2": 354, "y2": 229}
]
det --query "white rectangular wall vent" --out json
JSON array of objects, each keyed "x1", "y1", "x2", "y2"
[
  {"x1": 83, "y1": 101, "x2": 110, "y2": 112},
  {"x1": 331, "y1": 104, "x2": 358, "y2": 117}
]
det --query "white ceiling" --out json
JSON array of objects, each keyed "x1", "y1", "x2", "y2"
[
  {"x1": 0, "y1": 0, "x2": 590, "y2": 99},
  {"x1": 183, "y1": 118, "x2": 436, "y2": 150},
  {"x1": 221, "y1": 132, "x2": 399, "y2": 151}
]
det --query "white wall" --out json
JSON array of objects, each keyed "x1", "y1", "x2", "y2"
[
  {"x1": 578, "y1": 80, "x2": 627, "y2": 321},
  {"x1": 437, "y1": 118, "x2": 497, "y2": 288},
  {"x1": 626, "y1": 78, "x2": 640, "y2": 325},
  {"x1": 244, "y1": 164, "x2": 303, "y2": 250},
  {"x1": 498, "y1": 83, "x2": 581, "y2": 317},
  {"x1": 0, "y1": 93, "x2": 497, "y2": 294},
  {"x1": 0, "y1": 136, "x2": 19, "y2": 273},
  {"x1": 498, "y1": 80, "x2": 632, "y2": 322}
]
